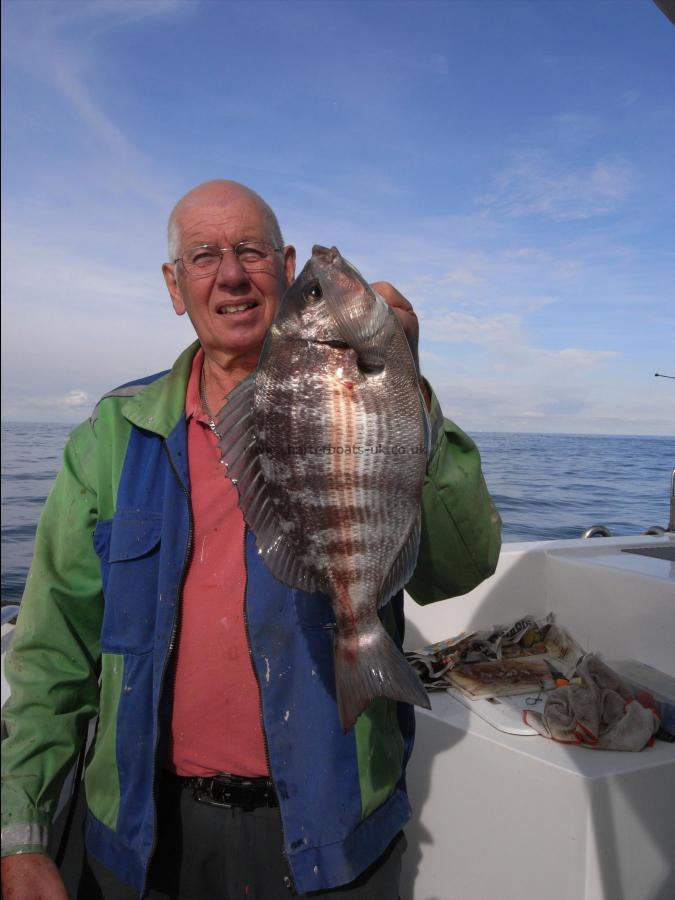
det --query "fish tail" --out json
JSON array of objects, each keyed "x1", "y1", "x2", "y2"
[{"x1": 335, "y1": 622, "x2": 431, "y2": 732}]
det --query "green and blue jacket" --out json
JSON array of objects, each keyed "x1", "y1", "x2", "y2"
[{"x1": 1, "y1": 342, "x2": 501, "y2": 894}]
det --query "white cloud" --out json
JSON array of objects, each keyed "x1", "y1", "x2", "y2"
[
  {"x1": 26, "y1": 390, "x2": 91, "y2": 410},
  {"x1": 440, "y1": 267, "x2": 483, "y2": 286},
  {"x1": 2, "y1": 7, "x2": 672, "y2": 437},
  {"x1": 62, "y1": 390, "x2": 90, "y2": 408},
  {"x1": 2, "y1": 0, "x2": 179, "y2": 207},
  {"x1": 428, "y1": 366, "x2": 674, "y2": 437},
  {"x1": 480, "y1": 151, "x2": 635, "y2": 221},
  {"x1": 421, "y1": 311, "x2": 522, "y2": 344},
  {"x1": 533, "y1": 348, "x2": 619, "y2": 368},
  {"x1": 1, "y1": 229, "x2": 165, "y2": 311}
]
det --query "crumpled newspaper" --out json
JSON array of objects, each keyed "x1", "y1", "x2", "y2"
[
  {"x1": 406, "y1": 613, "x2": 584, "y2": 693},
  {"x1": 523, "y1": 654, "x2": 660, "y2": 751}
]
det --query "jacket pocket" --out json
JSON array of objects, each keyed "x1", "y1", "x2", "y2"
[{"x1": 93, "y1": 511, "x2": 162, "y2": 653}]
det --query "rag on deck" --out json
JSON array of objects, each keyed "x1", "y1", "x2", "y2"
[{"x1": 524, "y1": 654, "x2": 660, "y2": 751}]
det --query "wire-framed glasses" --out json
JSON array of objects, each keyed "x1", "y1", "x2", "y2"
[{"x1": 175, "y1": 241, "x2": 283, "y2": 275}]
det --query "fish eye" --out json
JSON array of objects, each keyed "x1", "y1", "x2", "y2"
[{"x1": 304, "y1": 281, "x2": 323, "y2": 302}]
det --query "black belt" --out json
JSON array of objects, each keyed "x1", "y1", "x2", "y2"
[{"x1": 168, "y1": 772, "x2": 278, "y2": 811}]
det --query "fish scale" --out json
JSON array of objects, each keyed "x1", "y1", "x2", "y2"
[{"x1": 216, "y1": 245, "x2": 432, "y2": 730}]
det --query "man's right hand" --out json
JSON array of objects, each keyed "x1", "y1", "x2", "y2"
[{"x1": 1, "y1": 853, "x2": 68, "y2": 900}]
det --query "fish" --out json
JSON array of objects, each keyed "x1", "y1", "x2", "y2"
[{"x1": 215, "y1": 245, "x2": 431, "y2": 731}]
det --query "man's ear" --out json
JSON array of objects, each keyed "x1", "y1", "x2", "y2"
[
  {"x1": 162, "y1": 263, "x2": 187, "y2": 316},
  {"x1": 283, "y1": 245, "x2": 296, "y2": 288}
]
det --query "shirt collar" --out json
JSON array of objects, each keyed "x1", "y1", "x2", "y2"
[{"x1": 185, "y1": 346, "x2": 210, "y2": 424}]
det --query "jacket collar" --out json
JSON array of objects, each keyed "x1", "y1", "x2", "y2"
[{"x1": 120, "y1": 341, "x2": 200, "y2": 438}]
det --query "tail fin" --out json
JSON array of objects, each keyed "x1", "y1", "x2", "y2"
[{"x1": 335, "y1": 622, "x2": 431, "y2": 732}]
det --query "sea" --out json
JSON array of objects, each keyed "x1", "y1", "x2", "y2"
[{"x1": 1, "y1": 422, "x2": 674, "y2": 605}]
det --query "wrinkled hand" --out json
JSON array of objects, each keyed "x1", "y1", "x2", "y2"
[
  {"x1": 371, "y1": 282, "x2": 420, "y2": 371},
  {"x1": 1, "y1": 854, "x2": 68, "y2": 900},
  {"x1": 371, "y1": 281, "x2": 430, "y2": 407}
]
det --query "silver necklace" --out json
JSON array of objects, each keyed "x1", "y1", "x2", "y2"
[{"x1": 200, "y1": 366, "x2": 222, "y2": 440}]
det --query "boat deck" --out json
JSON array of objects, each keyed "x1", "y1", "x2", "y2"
[{"x1": 402, "y1": 535, "x2": 675, "y2": 900}]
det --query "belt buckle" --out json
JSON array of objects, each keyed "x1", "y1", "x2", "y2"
[
  {"x1": 192, "y1": 778, "x2": 234, "y2": 810},
  {"x1": 190, "y1": 775, "x2": 275, "y2": 811}
]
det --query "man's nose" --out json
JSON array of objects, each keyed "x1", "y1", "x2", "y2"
[{"x1": 215, "y1": 250, "x2": 249, "y2": 288}]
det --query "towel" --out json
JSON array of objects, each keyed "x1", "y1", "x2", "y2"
[{"x1": 523, "y1": 654, "x2": 660, "y2": 751}]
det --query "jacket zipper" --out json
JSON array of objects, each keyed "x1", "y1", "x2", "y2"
[
  {"x1": 143, "y1": 440, "x2": 194, "y2": 896},
  {"x1": 242, "y1": 524, "x2": 296, "y2": 895}
]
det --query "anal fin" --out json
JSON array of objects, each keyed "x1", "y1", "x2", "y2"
[{"x1": 377, "y1": 509, "x2": 421, "y2": 607}]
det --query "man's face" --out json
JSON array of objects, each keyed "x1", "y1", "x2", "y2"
[{"x1": 163, "y1": 190, "x2": 295, "y2": 363}]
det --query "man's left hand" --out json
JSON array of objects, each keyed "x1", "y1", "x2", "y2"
[{"x1": 371, "y1": 282, "x2": 419, "y2": 371}]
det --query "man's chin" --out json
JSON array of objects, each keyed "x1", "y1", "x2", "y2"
[{"x1": 212, "y1": 320, "x2": 268, "y2": 359}]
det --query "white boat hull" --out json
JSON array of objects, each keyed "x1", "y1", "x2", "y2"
[{"x1": 402, "y1": 535, "x2": 675, "y2": 900}]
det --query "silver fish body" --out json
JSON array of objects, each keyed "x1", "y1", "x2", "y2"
[{"x1": 216, "y1": 245, "x2": 431, "y2": 730}]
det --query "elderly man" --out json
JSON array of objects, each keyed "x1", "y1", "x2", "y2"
[{"x1": 1, "y1": 180, "x2": 501, "y2": 899}]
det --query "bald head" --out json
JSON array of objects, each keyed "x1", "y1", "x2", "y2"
[{"x1": 167, "y1": 179, "x2": 283, "y2": 261}]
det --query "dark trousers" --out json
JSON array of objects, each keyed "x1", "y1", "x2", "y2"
[{"x1": 79, "y1": 774, "x2": 405, "y2": 899}]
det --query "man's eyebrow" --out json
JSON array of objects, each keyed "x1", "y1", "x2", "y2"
[{"x1": 184, "y1": 235, "x2": 271, "y2": 247}]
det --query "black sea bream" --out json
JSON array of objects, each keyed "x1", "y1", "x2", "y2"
[{"x1": 216, "y1": 245, "x2": 431, "y2": 730}]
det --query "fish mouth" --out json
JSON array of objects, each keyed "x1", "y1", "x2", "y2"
[
  {"x1": 313, "y1": 338, "x2": 350, "y2": 350},
  {"x1": 215, "y1": 300, "x2": 260, "y2": 316}
]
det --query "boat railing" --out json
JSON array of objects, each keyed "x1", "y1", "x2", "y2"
[
  {"x1": 1, "y1": 605, "x2": 20, "y2": 628},
  {"x1": 581, "y1": 525, "x2": 613, "y2": 538},
  {"x1": 581, "y1": 467, "x2": 675, "y2": 538}
]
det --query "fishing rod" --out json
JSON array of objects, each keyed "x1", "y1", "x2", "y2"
[
  {"x1": 652, "y1": 0, "x2": 675, "y2": 27},
  {"x1": 654, "y1": 373, "x2": 675, "y2": 380}
]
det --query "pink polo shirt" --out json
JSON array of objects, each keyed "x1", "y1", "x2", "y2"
[{"x1": 168, "y1": 349, "x2": 269, "y2": 777}]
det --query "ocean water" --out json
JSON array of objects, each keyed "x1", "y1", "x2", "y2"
[
  {"x1": 476, "y1": 431, "x2": 674, "y2": 542},
  {"x1": 1, "y1": 422, "x2": 673, "y2": 605}
]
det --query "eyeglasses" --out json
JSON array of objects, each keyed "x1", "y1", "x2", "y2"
[{"x1": 174, "y1": 241, "x2": 283, "y2": 276}]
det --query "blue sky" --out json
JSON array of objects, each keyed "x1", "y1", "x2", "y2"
[{"x1": 2, "y1": 0, "x2": 674, "y2": 435}]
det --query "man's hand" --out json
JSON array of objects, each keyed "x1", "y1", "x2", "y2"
[
  {"x1": 371, "y1": 281, "x2": 430, "y2": 407},
  {"x1": 1, "y1": 853, "x2": 68, "y2": 900},
  {"x1": 371, "y1": 282, "x2": 420, "y2": 370}
]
